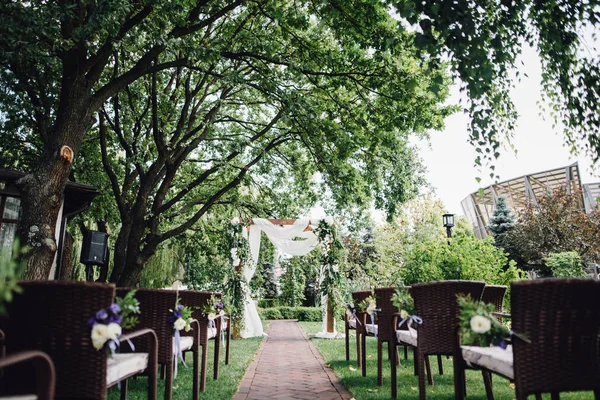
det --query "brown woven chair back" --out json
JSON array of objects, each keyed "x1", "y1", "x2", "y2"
[
  {"x1": 511, "y1": 278, "x2": 600, "y2": 397},
  {"x1": 2, "y1": 281, "x2": 114, "y2": 399},
  {"x1": 117, "y1": 288, "x2": 178, "y2": 364},
  {"x1": 374, "y1": 287, "x2": 399, "y2": 342},
  {"x1": 411, "y1": 280, "x2": 485, "y2": 355},
  {"x1": 178, "y1": 290, "x2": 220, "y2": 344},
  {"x1": 351, "y1": 290, "x2": 373, "y2": 331},
  {"x1": 481, "y1": 285, "x2": 507, "y2": 313}
]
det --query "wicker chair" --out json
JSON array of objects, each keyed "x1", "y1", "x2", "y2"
[
  {"x1": 345, "y1": 290, "x2": 371, "y2": 369},
  {"x1": 391, "y1": 280, "x2": 486, "y2": 400},
  {"x1": 178, "y1": 290, "x2": 230, "y2": 391},
  {"x1": 0, "y1": 351, "x2": 55, "y2": 399},
  {"x1": 455, "y1": 278, "x2": 600, "y2": 400},
  {"x1": 1, "y1": 281, "x2": 157, "y2": 399},
  {"x1": 481, "y1": 285, "x2": 507, "y2": 322},
  {"x1": 117, "y1": 288, "x2": 199, "y2": 400}
]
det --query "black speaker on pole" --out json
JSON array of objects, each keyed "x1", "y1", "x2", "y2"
[{"x1": 80, "y1": 231, "x2": 109, "y2": 266}]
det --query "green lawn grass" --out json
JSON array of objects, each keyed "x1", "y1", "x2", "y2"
[
  {"x1": 107, "y1": 336, "x2": 262, "y2": 399},
  {"x1": 299, "y1": 321, "x2": 594, "y2": 400}
]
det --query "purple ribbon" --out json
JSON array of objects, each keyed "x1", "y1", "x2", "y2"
[
  {"x1": 398, "y1": 315, "x2": 422, "y2": 337},
  {"x1": 173, "y1": 330, "x2": 187, "y2": 379},
  {"x1": 369, "y1": 312, "x2": 377, "y2": 337}
]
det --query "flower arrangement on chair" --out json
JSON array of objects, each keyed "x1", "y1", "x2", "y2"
[
  {"x1": 88, "y1": 290, "x2": 140, "y2": 354},
  {"x1": 202, "y1": 295, "x2": 225, "y2": 324},
  {"x1": 391, "y1": 287, "x2": 422, "y2": 333},
  {"x1": 357, "y1": 293, "x2": 378, "y2": 334},
  {"x1": 169, "y1": 301, "x2": 194, "y2": 378},
  {"x1": 457, "y1": 294, "x2": 510, "y2": 348}
]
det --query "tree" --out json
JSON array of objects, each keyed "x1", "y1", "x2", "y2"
[
  {"x1": 504, "y1": 188, "x2": 600, "y2": 274},
  {"x1": 487, "y1": 196, "x2": 515, "y2": 250},
  {"x1": 5, "y1": 0, "x2": 600, "y2": 281},
  {"x1": 1, "y1": 0, "x2": 453, "y2": 282}
]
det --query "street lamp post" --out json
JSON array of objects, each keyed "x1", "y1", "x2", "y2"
[{"x1": 443, "y1": 213, "x2": 455, "y2": 242}]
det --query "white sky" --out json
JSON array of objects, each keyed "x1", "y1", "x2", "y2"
[{"x1": 418, "y1": 45, "x2": 600, "y2": 215}]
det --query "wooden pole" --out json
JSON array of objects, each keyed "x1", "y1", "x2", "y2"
[{"x1": 326, "y1": 299, "x2": 335, "y2": 333}]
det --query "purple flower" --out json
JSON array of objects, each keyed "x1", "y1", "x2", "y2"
[
  {"x1": 177, "y1": 304, "x2": 184, "y2": 311},
  {"x1": 217, "y1": 302, "x2": 223, "y2": 309},
  {"x1": 174, "y1": 311, "x2": 182, "y2": 318},
  {"x1": 108, "y1": 315, "x2": 122, "y2": 325},
  {"x1": 168, "y1": 315, "x2": 176, "y2": 324},
  {"x1": 109, "y1": 303, "x2": 121, "y2": 315},
  {"x1": 87, "y1": 317, "x2": 97, "y2": 329},
  {"x1": 96, "y1": 309, "x2": 108, "y2": 322}
]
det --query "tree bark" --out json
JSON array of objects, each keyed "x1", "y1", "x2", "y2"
[{"x1": 58, "y1": 230, "x2": 74, "y2": 280}]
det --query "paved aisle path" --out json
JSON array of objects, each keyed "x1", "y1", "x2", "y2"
[{"x1": 233, "y1": 320, "x2": 353, "y2": 400}]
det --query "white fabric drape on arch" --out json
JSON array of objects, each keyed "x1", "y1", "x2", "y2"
[{"x1": 240, "y1": 218, "x2": 319, "y2": 338}]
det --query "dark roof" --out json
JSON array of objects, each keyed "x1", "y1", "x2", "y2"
[{"x1": 0, "y1": 168, "x2": 99, "y2": 216}]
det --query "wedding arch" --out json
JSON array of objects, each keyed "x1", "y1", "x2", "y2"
[{"x1": 228, "y1": 217, "x2": 343, "y2": 339}]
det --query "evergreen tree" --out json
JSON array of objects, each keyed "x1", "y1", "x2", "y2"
[{"x1": 487, "y1": 196, "x2": 515, "y2": 250}]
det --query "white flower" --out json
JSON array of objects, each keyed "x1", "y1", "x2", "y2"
[
  {"x1": 470, "y1": 315, "x2": 492, "y2": 334},
  {"x1": 332, "y1": 264, "x2": 339, "y2": 273},
  {"x1": 174, "y1": 317, "x2": 187, "y2": 331},
  {"x1": 185, "y1": 318, "x2": 194, "y2": 332},
  {"x1": 323, "y1": 216, "x2": 334, "y2": 225},
  {"x1": 219, "y1": 310, "x2": 225, "y2": 317},
  {"x1": 400, "y1": 310, "x2": 409, "y2": 319},
  {"x1": 207, "y1": 312, "x2": 217, "y2": 321},
  {"x1": 346, "y1": 309, "x2": 353, "y2": 318},
  {"x1": 107, "y1": 323, "x2": 122, "y2": 340},
  {"x1": 231, "y1": 248, "x2": 238, "y2": 258},
  {"x1": 231, "y1": 217, "x2": 240, "y2": 224},
  {"x1": 91, "y1": 324, "x2": 110, "y2": 350}
]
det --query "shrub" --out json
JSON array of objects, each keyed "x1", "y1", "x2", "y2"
[
  {"x1": 545, "y1": 252, "x2": 588, "y2": 278},
  {"x1": 257, "y1": 306, "x2": 322, "y2": 321}
]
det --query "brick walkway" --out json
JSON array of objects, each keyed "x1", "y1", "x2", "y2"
[{"x1": 233, "y1": 320, "x2": 353, "y2": 400}]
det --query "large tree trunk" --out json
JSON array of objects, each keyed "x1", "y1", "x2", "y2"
[{"x1": 16, "y1": 72, "x2": 94, "y2": 280}]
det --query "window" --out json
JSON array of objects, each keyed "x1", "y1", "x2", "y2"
[{"x1": 0, "y1": 195, "x2": 20, "y2": 250}]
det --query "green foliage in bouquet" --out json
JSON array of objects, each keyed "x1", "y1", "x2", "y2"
[
  {"x1": 115, "y1": 290, "x2": 141, "y2": 330},
  {"x1": 457, "y1": 294, "x2": 510, "y2": 348},
  {"x1": 357, "y1": 293, "x2": 377, "y2": 314},
  {"x1": 392, "y1": 287, "x2": 417, "y2": 319}
]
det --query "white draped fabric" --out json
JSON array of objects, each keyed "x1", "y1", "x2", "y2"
[{"x1": 240, "y1": 218, "x2": 319, "y2": 338}]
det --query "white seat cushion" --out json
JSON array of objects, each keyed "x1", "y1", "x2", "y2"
[
  {"x1": 106, "y1": 353, "x2": 149, "y2": 386},
  {"x1": 461, "y1": 345, "x2": 514, "y2": 380},
  {"x1": 207, "y1": 327, "x2": 217, "y2": 339},
  {"x1": 365, "y1": 324, "x2": 378, "y2": 335},
  {"x1": 0, "y1": 396, "x2": 37, "y2": 400},
  {"x1": 396, "y1": 329, "x2": 418, "y2": 346},
  {"x1": 348, "y1": 319, "x2": 357, "y2": 329},
  {"x1": 173, "y1": 336, "x2": 194, "y2": 353}
]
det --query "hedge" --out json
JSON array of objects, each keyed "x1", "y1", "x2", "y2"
[{"x1": 257, "y1": 306, "x2": 321, "y2": 321}]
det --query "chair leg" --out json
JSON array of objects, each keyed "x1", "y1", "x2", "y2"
[
  {"x1": 417, "y1": 352, "x2": 427, "y2": 400},
  {"x1": 200, "y1": 343, "x2": 208, "y2": 392},
  {"x1": 551, "y1": 393, "x2": 560, "y2": 400},
  {"x1": 356, "y1": 331, "x2": 362, "y2": 367},
  {"x1": 404, "y1": 345, "x2": 408, "y2": 360},
  {"x1": 594, "y1": 389, "x2": 600, "y2": 399},
  {"x1": 391, "y1": 342, "x2": 398, "y2": 399},
  {"x1": 361, "y1": 333, "x2": 367, "y2": 377},
  {"x1": 120, "y1": 379, "x2": 128, "y2": 400},
  {"x1": 214, "y1": 337, "x2": 221, "y2": 380},
  {"x1": 425, "y1": 356, "x2": 433, "y2": 385},
  {"x1": 413, "y1": 347, "x2": 418, "y2": 376},
  {"x1": 225, "y1": 323, "x2": 231, "y2": 365},
  {"x1": 437, "y1": 354, "x2": 443, "y2": 375},
  {"x1": 345, "y1": 323, "x2": 350, "y2": 361},
  {"x1": 377, "y1": 339, "x2": 383, "y2": 386},
  {"x1": 482, "y1": 371, "x2": 494, "y2": 400},
  {"x1": 452, "y1": 356, "x2": 466, "y2": 400},
  {"x1": 160, "y1": 364, "x2": 165, "y2": 380},
  {"x1": 164, "y1": 363, "x2": 173, "y2": 400},
  {"x1": 193, "y1": 348, "x2": 200, "y2": 400}
]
